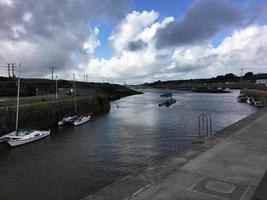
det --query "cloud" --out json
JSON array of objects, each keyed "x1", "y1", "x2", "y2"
[
  {"x1": 87, "y1": 9, "x2": 267, "y2": 83},
  {"x1": 155, "y1": 0, "x2": 243, "y2": 49},
  {"x1": 108, "y1": 10, "x2": 159, "y2": 53},
  {"x1": 169, "y1": 25, "x2": 267, "y2": 77},
  {"x1": 127, "y1": 39, "x2": 147, "y2": 51},
  {"x1": 87, "y1": 11, "x2": 174, "y2": 82},
  {"x1": 0, "y1": 0, "x2": 126, "y2": 77}
]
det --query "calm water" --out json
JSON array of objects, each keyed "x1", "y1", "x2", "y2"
[{"x1": 0, "y1": 89, "x2": 256, "y2": 200}]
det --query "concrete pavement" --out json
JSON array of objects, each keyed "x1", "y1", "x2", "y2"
[{"x1": 83, "y1": 109, "x2": 267, "y2": 200}]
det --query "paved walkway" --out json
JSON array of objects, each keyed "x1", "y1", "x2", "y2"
[{"x1": 84, "y1": 110, "x2": 267, "y2": 200}]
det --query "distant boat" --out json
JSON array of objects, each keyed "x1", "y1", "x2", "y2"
[
  {"x1": 58, "y1": 73, "x2": 78, "y2": 127},
  {"x1": 58, "y1": 115, "x2": 78, "y2": 126},
  {"x1": 0, "y1": 64, "x2": 50, "y2": 147},
  {"x1": 73, "y1": 113, "x2": 92, "y2": 126},
  {"x1": 254, "y1": 101, "x2": 264, "y2": 108},
  {"x1": 160, "y1": 93, "x2": 172, "y2": 97},
  {"x1": 247, "y1": 97, "x2": 255, "y2": 105},
  {"x1": 237, "y1": 95, "x2": 248, "y2": 103},
  {"x1": 58, "y1": 74, "x2": 93, "y2": 127},
  {"x1": 159, "y1": 98, "x2": 177, "y2": 107}
]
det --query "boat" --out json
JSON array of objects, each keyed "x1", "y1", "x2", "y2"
[
  {"x1": 254, "y1": 101, "x2": 264, "y2": 108},
  {"x1": 160, "y1": 93, "x2": 172, "y2": 97},
  {"x1": 58, "y1": 73, "x2": 78, "y2": 127},
  {"x1": 247, "y1": 97, "x2": 255, "y2": 105},
  {"x1": 7, "y1": 130, "x2": 50, "y2": 147},
  {"x1": 73, "y1": 113, "x2": 92, "y2": 126},
  {"x1": 2, "y1": 63, "x2": 50, "y2": 147},
  {"x1": 237, "y1": 95, "x2": 248, "y2": 103},
  {"x1": 158, "y1": 98, "x2": 177, "y2": 107},
  {"x1": 58, "y1": 115, "x2": 78, "y2": 126}
]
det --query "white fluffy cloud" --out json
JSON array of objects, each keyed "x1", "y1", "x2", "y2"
[
  {"x1": 1, "y1": 0, "x2": 267, "y2": 83},
  {"x1": 87, "y1": 10, "x2": 267, "y2": 83},
  {"x1": 0, "y1": 0, "x2": 126, "y2": 78}
]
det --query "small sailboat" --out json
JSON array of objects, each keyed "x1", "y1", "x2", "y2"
[
  {"x1": 58, "y1": 74, "x2": 92, "y2": 127},
  {"x1": 1, "y1": 64, "x2": 50, "y2": 147},
  {"x1": 7, "y1": 130, "x2": 50, "y2": 147},
  {"x1": 58, "y1": 73, "x2": 78, "y2": 126}
]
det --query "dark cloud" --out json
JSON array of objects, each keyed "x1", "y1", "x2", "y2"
[
  {"x1": 155, "y1": 0, "x2": 241, "y2": 49},
  {"x1": 0, "y1": 0, "x2": 126, "y2": 77},
  {"x1": 127, "y1": 39, "x2": 147, "y2": 51}
]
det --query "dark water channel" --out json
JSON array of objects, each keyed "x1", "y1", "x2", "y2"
[{"x1": 0, "y1": 89, "x2": 256, "y2": 200}]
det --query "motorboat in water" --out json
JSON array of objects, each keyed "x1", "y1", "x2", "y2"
[
  {"x1": 159, "y1": 98, "x2": 177, "y2": 107},
  {"x1": 58, "y1": 115, "x2": 78, "y2": 126},
  {"x1": 237, "y1": 95, "x2": 248, "y2": 103},
  {"x1": 254, "y1": 101, "x2": 264, "y2": 108},
  {"x1": 247, "y1": 97, "x2": 255, "y2": 105}
]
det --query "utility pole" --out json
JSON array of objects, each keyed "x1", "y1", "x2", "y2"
[
  {"x1": 73, "y1": 73, "x2": 77, "y2": 113},
  {"x1": 11, "y1": 63, "x2": 16, "y2": 78},
  {"x1": 50, "y1": 66, "x2": 55, "y2": 80},
  {"x1": 55, "y1": 75, "x2": 58, "y2": 99},
  {"x1": 5, "y1": 63, "x2": 11, "y2": 77},
  {"x1": 5, "y1": 63, "x2": 15, "y2": 78}
]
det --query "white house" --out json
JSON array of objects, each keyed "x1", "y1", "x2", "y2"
[{"x1": 255, "y1": 79, "x2": 267, "y2": 86}]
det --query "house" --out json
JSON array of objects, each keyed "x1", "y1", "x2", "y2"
[{"x1": 255, "y1": 79, "x2": 267, "y2": 86}]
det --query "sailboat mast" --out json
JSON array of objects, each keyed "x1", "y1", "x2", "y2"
[
  {"x1": 73, "y1": 73, "x2": 77, "y2": 113},
  {"x1": 15, "y1": 63, "x2": 21, "y2": 134}
]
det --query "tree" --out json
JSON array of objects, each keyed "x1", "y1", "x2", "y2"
[{"x1": 244, "y1": 72, "x2": 253, "y2": 80}]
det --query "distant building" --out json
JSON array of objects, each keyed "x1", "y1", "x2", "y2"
[{"x1": 255, "y1": 79, "x2": 267, "y2": 86}]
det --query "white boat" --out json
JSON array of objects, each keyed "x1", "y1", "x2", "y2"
[
  {"x1": 7, "y1": 130, "x2": 50, "y2": 147},
  {"x1": 73, "y1": 113, "x2": 91, "y2": 126},
  {"x1": 247, "y1": 97, "x2": 255, "y2": 105},
  {"x1": 3, "y1": 64, "x2": 50, "y2": 147},
  {"x1": 58, "y1": 115, "x2": 77, "y2": 126}
]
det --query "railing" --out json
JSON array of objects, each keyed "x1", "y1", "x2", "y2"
[{"x1": 198, "y1": 113, "x2": 212, "y2": 138}]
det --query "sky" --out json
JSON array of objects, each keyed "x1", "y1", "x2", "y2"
[{"x1": 0, "y1": 0, "x2": 267, "y2": 84}]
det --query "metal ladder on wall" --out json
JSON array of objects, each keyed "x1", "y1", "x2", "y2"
[{"x1": 198, "y1": 113, "x2": 213, "y2": 138}]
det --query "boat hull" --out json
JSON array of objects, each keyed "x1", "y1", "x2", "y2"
[
  {"x1": 73, "y1": 116, "x2": 91, "y2": 126},
  {"x1": 7, "y1": 130, "x2": 50, "y2": 147}
]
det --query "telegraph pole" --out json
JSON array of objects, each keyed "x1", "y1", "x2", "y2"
[
  {"x1": 11, "y1": 63, "x2": 16, "y2": 78},
  {"x1": 4, "y1": 63, "x2": 16, "y2": 78},
  {"x1": 6, "y1": 63, "x2": 11, "y2": 77},
  {"x1": 73, "y1": 73, "x2": 77, "y2": 113},
  {"x1": 55, "y1": 75, "x2": 58, "y2": 99},
  {"x1": 50, "y1": 66, "x2": 55, "y2": 80}
]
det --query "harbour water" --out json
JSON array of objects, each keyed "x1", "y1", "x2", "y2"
[{"x1": 0, "y1": 89, "x2": 256, "y2": 200}]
